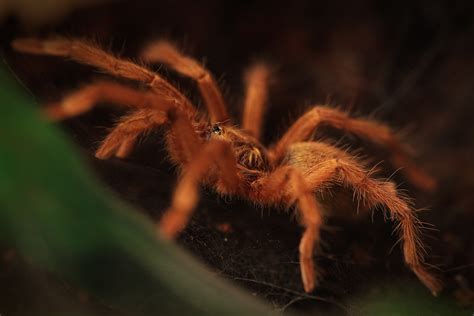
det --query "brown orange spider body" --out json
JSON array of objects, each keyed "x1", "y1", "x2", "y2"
[{"x1": 12, "y1": 37, "x2": 442, "y2": 296}]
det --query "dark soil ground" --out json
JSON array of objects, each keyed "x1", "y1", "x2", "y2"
[{"x1": 1, "y1": 1, "x2": 473, "y2": 314}]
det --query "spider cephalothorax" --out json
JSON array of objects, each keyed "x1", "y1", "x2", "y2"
[{"x1": 12, "y1": 37, "x2": 442, "y2": 296}]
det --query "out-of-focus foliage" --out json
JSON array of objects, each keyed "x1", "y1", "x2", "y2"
[
  {"x1": 0, "y1": 66, "x2": 273, "y2": 315},
  {"x1": 0, "y1": 0, "x2": 106, "y2": 26}
]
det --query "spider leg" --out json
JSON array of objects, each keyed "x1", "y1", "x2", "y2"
[
  {"x1": 95, "y1": 109, "x2": 166, "y2": 159},
  {"x1": 98, "y1": 106, "x2": 202, "y2": 166},
  {"x1": 270, "y1": 106, "x2": 435, "y2": 191},
  {"x1": 140, "y1": 41, "x2": 228, "y2": 123},
  {"x1": 159, "y1": 140, "x2": 240, "y2": 238},
  {"x1": 12, "y1": 38, "x2": 196, "y2": 116},
  {"x1": 45, "y1": 81, "x2": 174, "y2": 120},
  {"x1": 301, "y1": 157, "x2": 442, "y2": 296},
  {"x1": 37, "y1": 80, "x2": 190, "y2": 160},
  {"x1": 241, "y1": 62, "x2": 270, "y2": 140},
  {"x1": 253, "y1": 166, "x2": 323, "y2": 293}
]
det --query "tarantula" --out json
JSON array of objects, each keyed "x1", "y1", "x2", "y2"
[{"x1": 12, "y1": 37, "x2": 441, "y2": 295}]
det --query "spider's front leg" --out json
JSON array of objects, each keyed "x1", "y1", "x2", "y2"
[
  {"x1": 40, "y1": 81, "x2": 177, "y2": 159},
  {"x1": 252, "y1": 166, "x2": 324, "y2": 293},
  {"x1": 270, "y1": 106, "x2": 436, "y2": 191},
  {"x1": 44, "y1": 81, "x2": 161, "y2": 120},
  {"x1": 96, "y1": 109, "x2": 167, "y2": 159},
  {"x1": 159, "y1": 140, "x2": 241, "y2": 238},
  {"x1": 12, "y1": 38, "x2": 196, "y2": 115},
  {"x1": 101, "y1": 106, "x2": 203, "y2": 166},
  {"x1": 141, "y1": 41, "x2": 228, "y2": 123}
]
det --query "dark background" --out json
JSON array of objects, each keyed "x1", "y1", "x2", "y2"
[{"x1": 1, "y1": 0, "x2": 473, "y2": 314}]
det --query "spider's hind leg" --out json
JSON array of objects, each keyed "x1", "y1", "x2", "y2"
[
  {"x1": 288, "y1": 144, "x2": 443, "y2": 296},
  {"x1": 271, "y1": 106, "x2": 436, "y2": 191}
]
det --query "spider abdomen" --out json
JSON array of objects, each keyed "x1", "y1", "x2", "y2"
[{"x1": 283, "y1": 141, "x2": 348, "y2": 170}]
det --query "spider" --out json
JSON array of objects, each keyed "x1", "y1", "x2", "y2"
[{"x1": 12, "y1": 37, "x2": 441, "y2": 296}]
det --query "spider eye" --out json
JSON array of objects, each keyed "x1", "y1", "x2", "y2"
[{"x1": 212, "y1": 124, "x2": 223, "y2": 135}]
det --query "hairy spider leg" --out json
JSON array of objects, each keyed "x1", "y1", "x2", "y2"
[
  {"x1": 141, "y1": 41, "x2": 228, "y2": 123},
  {"x1": 299, "y1": 154, "x2": 442, "y2": 296},
  {"x1": 252, "y1": 166, "x2": 324, "y2": 293},
  {"x1": 159, "y1": 140, "x2": 241, "y2": 238},
  {"x1": 38, "y1": 80, "x2": 193, "y2": 160},
  {"x1": 271, "y1": 106, "x2": 436, "y2": 191},
  {"x1": 96, "y1": 109, "x2": 166, "y2": 159},
  {"x1": 45, "y1": 81, "x2": 171, "y2": 120},
  {"x1": 242, "y1": 62, "x2": 271, "y2": 140},
  {"x1": 96, "y1": 106, "x2": 202, "y2": 164},
  {"x1": 12, "y1": 38, "x2": 197, "y2": 116}
]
